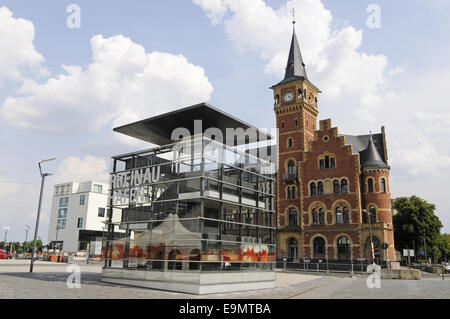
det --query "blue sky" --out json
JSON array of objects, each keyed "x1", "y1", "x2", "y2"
[{"x1": 0, "y1": 0, "x2": 449, "y2": 242}]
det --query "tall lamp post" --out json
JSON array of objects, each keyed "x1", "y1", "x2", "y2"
[
  {"x1": 30, "y1": 157, "x2": 56, "y2": 273},
  {"x1": 3, "y1": 227, "x2": 10, "y2": 250},
  {"x1": 363, "y1": 209, "x2": 375, "y2": 265},
  {"x1": 24, "y1": 225, "x2": 30, "y2": 252}
]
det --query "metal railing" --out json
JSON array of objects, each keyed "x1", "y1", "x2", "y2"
[{"x1": 276, "y1": 259, "x2": 388, "y2": 275}]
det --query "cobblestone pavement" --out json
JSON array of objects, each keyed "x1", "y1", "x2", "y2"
[{"x1": 0, "y1": 260, "x2": 449, "y2": 299}]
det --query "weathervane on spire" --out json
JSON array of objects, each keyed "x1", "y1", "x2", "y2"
[{"x1": 292, "y1": 7, "x2": 296, "y2": 32}]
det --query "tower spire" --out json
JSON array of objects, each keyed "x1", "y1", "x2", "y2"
[{"x1": 277, "y1": 11, "x2": 308, "y2": 85}]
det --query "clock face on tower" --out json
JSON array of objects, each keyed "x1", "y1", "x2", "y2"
[{"x1": 283, "y1": 91, "x2": 294, "y2": 103}]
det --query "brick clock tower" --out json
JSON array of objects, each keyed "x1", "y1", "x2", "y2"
[
  {"x1": 272, "y1": 22, "x2": 396, "y2": 263},
  {"x1": 271, "y1": 25, "x2": 321, "y2": 261}
]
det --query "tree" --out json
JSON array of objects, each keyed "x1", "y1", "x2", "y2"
[
  {"x1": 438, "y1": 234, "x2": 450, "y2": 262},
  {"x1": 393, "y1": 196, "x2": 443, "y2": 263}
]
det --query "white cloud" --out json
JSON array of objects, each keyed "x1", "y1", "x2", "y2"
[
  {"x1": 53, "y1": 156, "x2": 110, "y2": 184},
  {"x1": 0, "y1": 34, "x2": 213, "y2": 133},
  {"x1": 0, "y1": 6, "x2": 47, "y2": 86}
]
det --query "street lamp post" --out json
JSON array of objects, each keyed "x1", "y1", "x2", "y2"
[
  {"x1": 3, "y1": 227, "x2": 10, "y2": 250},
  {"x1": 30, "y1": 158, "x2": 56, "y2": 273},
  {"x1": 24, "y1": 225, "x2": 30, "y2": 252}
]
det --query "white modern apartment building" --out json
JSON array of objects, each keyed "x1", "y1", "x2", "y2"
[{"x1": 48, "y1": 181, "x2": 113, "y2": 255}]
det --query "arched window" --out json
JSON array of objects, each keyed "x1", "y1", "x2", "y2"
[
  {"x1": 298, "y1": 89, "x2": 303, "y2": 99},
  {"x1": 337, "y1": 236, "x2": 351, "y2": 258},
  {"x1": 319, "y1": 208, "x2": 325, "y2": 225},
  {"x1": 336, "y1": 207, "x2": 343, "y2": 224},
  {"x1": 275, "y1": 95, "x2": 280, "y2": 104},
  {"x1": 380, "y1": 178, "x2": 386, "y2": 193},
  {"x1": 312, "y1": 208, "x2": 318, "y2": 225},
  {"x1": 368, "y1": 178, "x2": 374, "y2": 193},
  {"x1": 287, "y1": 187, "x2": 292, "y2": 199},
  {"x1": 341, "y1": 179, "x2": 348, "y2": 194},
  {"x1": 292, "y1": 186, "x2": 296, "y2": 199},
  {"x1": 310, "y1": 182, "x2": 317, "y2": 196},
  {"x1": 343, "y1": 207, "x2": 349, "y2": 224},
  {"x1": 318, "y1": 181, "x2": 324, "y2": 196},
  {"x1": 333, "y1": 180, "x2": 340, "y2": 194},
  {"x1": 313, "y1": 237, "x2": 326, "y2": 254},
  {"x1": 288, "y1": 138, "x2": 293, "y2": 148},
  {"x1": 287, "y1": 160, "x2": 296, "y2": 174},
  {"x1": 369, "y1": 205, "x2": 377, "y2": 223},
  {"x1": 289, "y1": 208, "x2": 298, "y2": 226}
]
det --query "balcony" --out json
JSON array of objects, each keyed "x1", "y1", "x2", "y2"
[{"x1": 282, "y1": 173, "x2": 298, "y2": 183}]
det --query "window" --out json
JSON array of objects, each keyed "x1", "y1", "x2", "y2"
[
  {"x1": 369, "y1": 205, "x2": 377, "y2": 223},
  {"x1": 341, "y1": 179, "x2": 348, "y2": 194},
  {"x1": 93, "y1": 184, "x2": 102, "y2": 193},
  {"x1": 275, "y1": 95, "x2": 280, "y2": 104},
  {"x1": 319, "y1": 154, "x2": 336, "y2": 169},
  {"x1": 58, "y1": 208, "x2": 67, "y2": 218},
  {"x1": 319, "y1": 159, "x2": 324, "y2": 169},
  {"x1": 292, "y1": 186, "x2": 296, "y2": 199},
  {"x1": 59, "y1": 197, "x2": 69, "y2": 207},
  {"x1": 314, "y1": 237, "x2": 326, "y2": 254},
  {"x1": 319, "y1": 208, "x2": 325, "y2": 225},
  {"x1": 80, "y1": 194, "x2": 85, "y2": 205},
  {"x1": 337, "y1": 236, "x2": 351, "y2": 257},
  {"x1": 310, "y1": 182, "x2": 317, "y2": 196},
  {"x1": 287, "y1": 187, "x2": 292, "y2": 199},
  {"x1": 318, "y1": 182, "x2": 324, "y2": 196},
  {"x1": 312, "y1": 208, "x2": 318, "y2": 225},
  {"x1": 336, "y1": 206, "x2": 349, "y2": 224},
  {"x1": 98, "y1": 207, "x2": 105, "y2": 217},
  {"x1": 56, "y1": 219, "x2": 66, "y2": 229},
  {"x1": 368, "y1": 178, "x2": 374, "y2": 193},
  {"x1": 77, "y1": 218, "x2": 83, "y2": 228},
  {"x1": 295, "y1": 119, "x2": 298, "y2": 127},
  {"x1": 287, "y1": 161, "x2": 296, "y2": 174},
  {"x1": 289, "y1": 208, "x2": 298, "y2": 226},
  {"x1": 281, "y1": 121, "x2": 285, "y2": 128},
  {"x1": 225, "y1": 213, "x2": 234, "y2": 230},
  {"x1": 333, "y1": 180, "x2": 340, "y2": 194},
  {"x1": 380, "y1": 178, "x2": 386, "y2": 193},
  {"x1": 343, "y1": 207, "x2": 349, "y2": 224},
  {"x1": 336, "y1": 207, "x2": 343, "y2": 224},
  {"x1": 288, "y1": 138, "x2": 293, "y2": 148}
]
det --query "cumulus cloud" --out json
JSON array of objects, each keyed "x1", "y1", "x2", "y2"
[
  {"x1": 53, "y1": 156, "x2": 110, "y2": 184},
  {"x1": 193, "y1": 0, "x2": 391, "y2": 119},
  {"x1": 0, "y1": 6, "x2": 47, "y2": 86},
  {"x1": 0, "y1": 34, "x2": 213, "y2": 133}
]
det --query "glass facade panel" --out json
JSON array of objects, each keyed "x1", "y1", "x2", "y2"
[{"x1": 103, "y1": 136, "x2": 276, "y2": 279}]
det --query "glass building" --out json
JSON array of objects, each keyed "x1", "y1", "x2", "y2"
[{"x1": 102, "y1": 103, "x2": 276, "y2": 294}]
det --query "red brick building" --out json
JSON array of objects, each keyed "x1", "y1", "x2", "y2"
[{"x1": 272, "y1": 26, "x2": 396, "y2": 263}]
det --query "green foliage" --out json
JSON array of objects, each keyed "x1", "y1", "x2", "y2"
[{"x1": 393, "y1": 196, "x2": 444, "y2": 263}]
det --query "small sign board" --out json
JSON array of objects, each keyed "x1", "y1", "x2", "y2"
[
  {"x1": 403, "y1": 249, "x2": 415, "y2": 257},
  {"x1": 304, "y1": 259, "x2": 311, "y2": 263}
]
